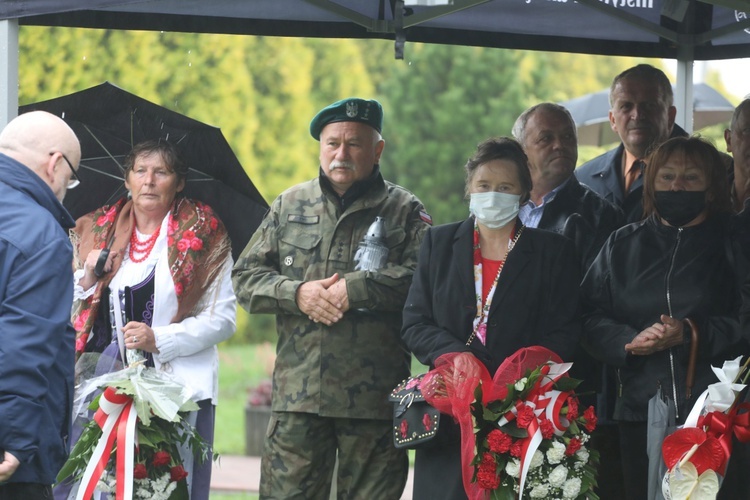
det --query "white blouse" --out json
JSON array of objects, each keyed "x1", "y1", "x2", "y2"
[{"x1": 73, "y1": 212, "x2": 237, "y2": 403}]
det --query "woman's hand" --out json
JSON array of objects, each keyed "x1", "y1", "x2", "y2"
[
  {"x1": 79, "y1": 248, "x2": 116, "y2": 289},
  {"x1": 123, "y1": 321, "x2": 159, "y2": 353},
  {"x1": 624, "y1": 315, "x2": 684, "y2": 355}
]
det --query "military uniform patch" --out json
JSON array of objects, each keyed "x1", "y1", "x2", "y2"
[{"x1": 419, "y1": 210, "x2": 433, "y2": 225}]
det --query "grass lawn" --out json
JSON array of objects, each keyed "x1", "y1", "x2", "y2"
[
  {"x1": 214, "y1": 343, "x2": 273, "y2": 456},
  {"x1": 213, "y1": 342, "x2": 427, "y2": 457},
  {"x1": 210, "y1": 493, "x2": 258, "y2": 499}
]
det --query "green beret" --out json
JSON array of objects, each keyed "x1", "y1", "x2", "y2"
[{"x1": 310, "y1": 98, "x2": 383, "y2": 140}]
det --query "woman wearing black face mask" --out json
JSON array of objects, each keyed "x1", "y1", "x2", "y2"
[{"x1": 581, "y1": 136, "x2": 746, "y2": 500}]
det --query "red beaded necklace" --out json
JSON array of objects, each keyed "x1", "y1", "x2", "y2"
[{"x1": 129, "y1": 224, "x2": 161, "y2": 263}]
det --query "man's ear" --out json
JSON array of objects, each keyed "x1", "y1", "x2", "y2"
[
  {"x1": 725, "y1": 128, "x2": 733, "y2": 153},
  {"x1": 43, "y1": 153, "x2": 58, "y2": 183},
  {"x1": 667, "y1": 105, "x2": 677, "y2": 130}
]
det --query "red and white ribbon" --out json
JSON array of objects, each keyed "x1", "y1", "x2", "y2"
[
  {"x1": 497, "y1": 361, "x2": 573, "y2": 497},
  {"x1": 76, "y1": 386, "x2": 138, "y2": 500}
]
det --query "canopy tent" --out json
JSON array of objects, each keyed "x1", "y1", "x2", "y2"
[
  {"x1": 1, "y1": 0, "x2": 749, "y2": 127},
  {"x1": 2, "y1": 0, "x2": 750, "y2": 59}
]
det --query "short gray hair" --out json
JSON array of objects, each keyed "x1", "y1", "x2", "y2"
[
  {"x1": 512, "y1": 102, "x2": 577, "y2": 145},
  {"x1": 730, "y1": 98, "x2": 750, "y2": 130}
]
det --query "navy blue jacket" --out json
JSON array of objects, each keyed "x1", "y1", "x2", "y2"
[
  {"x1": 0, "y1": 153, "x2": 76, "y2": 484},
  {"x1": 575, "y1": 124, "x2": 688, "y2": 224}
]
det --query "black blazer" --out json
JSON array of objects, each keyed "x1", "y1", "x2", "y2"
[{"x1": 402, "y1": 218, "x2": 582, "y2": 375}]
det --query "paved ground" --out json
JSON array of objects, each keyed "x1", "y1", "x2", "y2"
[{"x1": 211, "y1": 455, "x2": 414, "y2": 499}]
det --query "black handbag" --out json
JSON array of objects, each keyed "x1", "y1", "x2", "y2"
[{"x1": 388, "y1": 373, "x2": 440, "y2": 449}]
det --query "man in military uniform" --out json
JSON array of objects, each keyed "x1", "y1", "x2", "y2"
[{"x1": 233, "y1": 98, "x2": 431, "y2": 499}]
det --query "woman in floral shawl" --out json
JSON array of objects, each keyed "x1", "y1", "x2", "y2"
[{"x1": 59, "y1": 139, "x2": 236, "y2": 498}]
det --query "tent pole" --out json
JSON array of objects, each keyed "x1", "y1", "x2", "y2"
[
  {"x1": 0, "y1": 19, "x2": 18, "y2": 127},
  {"x1": 674, "y1": 46, "x2": 694, "y2": 134}
]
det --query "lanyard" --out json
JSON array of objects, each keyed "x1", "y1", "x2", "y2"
[{"x1": 467, "y1": 222, "x2": 524, "y2": 345}]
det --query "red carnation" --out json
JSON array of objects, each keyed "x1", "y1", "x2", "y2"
[
  {"x1": 540, "y1": 418, "x2": 554, "y2": 440},
  {"x1": 516, "y1": 404, "x2": 535, "y2": 428},
  {"x1": 153, "y1": 450, "x2": 171, "y2": 467},
  {"x1": 487, "y1": 429, "x2": 513, "y2": 454},
  {"x1": 477, "y1": 456, "x2": 500, "y2": 490},
  {"x1": 583, "y1": 406, "x2": 597, "y2": 432},
  {"x1": 170, "y1": 465, "x2": 188, "y2": 482},
  {"x1": 477, "y1": 468, "x2": 501, "y2": 490},
  {"x1": 133, "y1": 463, "x2": 148, "y2": 479},
  {"x1": 510, "y1": 439, "x2": 523, "y2": 458},
  {"x1": 480, "y1": 452, "x2": 496, "y2": 468},
  {"x1": 566, "y1": 396, "x2": 579, "y2": 420},
  {"x1": 565, "y1": 437, "x2": 582, "y2": 456}
]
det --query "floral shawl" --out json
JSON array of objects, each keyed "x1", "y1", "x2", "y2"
[{"x1": 71, "y1": 196, "x2": 231, "y2": 355}]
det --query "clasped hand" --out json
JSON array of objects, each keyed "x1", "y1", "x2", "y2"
[
  {"x1": 296, "y1": 273, "x2": 350, "y2": 326},
  {"x1": 624, "y1": 314, "x2": 684, "y2": 356}
]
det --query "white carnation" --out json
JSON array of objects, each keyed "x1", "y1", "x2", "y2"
[
  {"x1": 562, "y1": 477, "x2": 582, "y2": 498},
  {"x1": 549, "y1": 464, "x2": 568, "y2": 487},
  {"x1": 546, "y1": 440, "x2": 566, "y2": 464},
  {"x1": 505, "y1": 458, "x2": 521, "y2": 478},
  {"x1": 575, "y1": 447, "x2": 589, "y2": 463},
  {"x1": 515, "y1": 377, "x2": 528, "y2": 391},
  {"x1": 529, "y1": 483, "x2": 550, "y2": 498},
  {"x1": 529, "y1": 450, "x2": 544, "y2": 469}
]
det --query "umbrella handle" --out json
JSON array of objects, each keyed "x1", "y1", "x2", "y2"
[
  {"x1": 684, "y1": 318, "x2": 699, "y2": 400},
  {"x1": 94, "y1": 247, "x2": 111, "y2": 278}
]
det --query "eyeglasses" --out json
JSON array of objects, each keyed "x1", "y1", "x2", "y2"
[{"x1": 51, "y1": 152, "x2": 80, "y2": 189}]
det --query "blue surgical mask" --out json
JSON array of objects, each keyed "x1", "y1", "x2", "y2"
[{"x1": 469, "y1": 192, "x2": 521, "y2": 229}]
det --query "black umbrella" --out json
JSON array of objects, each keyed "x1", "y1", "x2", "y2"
[{"x1": 20, "y1": 82, "x2": 268, "y2": 261}]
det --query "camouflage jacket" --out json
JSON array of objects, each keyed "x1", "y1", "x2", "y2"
[{"x1": 233, "y1": 172, "x2": 429, "y2": 419}]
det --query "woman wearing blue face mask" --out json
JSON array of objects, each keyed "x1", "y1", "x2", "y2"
[
  {"x1": 581, "y1": 136, "x2": 746, "y2": 500},
  {"x1": 401, "y1": 137, "x2": 582, "y2": 499}
]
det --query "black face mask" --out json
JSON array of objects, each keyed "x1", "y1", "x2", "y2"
[{"x1": 654, "y1": 190, "x2": 707, "y2": 227}]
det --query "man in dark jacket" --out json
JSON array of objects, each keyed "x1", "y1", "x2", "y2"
[
  {"x1": 574, "y1": 64, "x2": 685, "y2": 224},
  {"x1": 514, "y1": 102, "x2": 625, "y2": 499},
  {"x1": 0, "y1": 111, "x2": 80, "y2": 499},
  {"x1": 512, "y1": 102, "x2": 623, "y2": 271}
]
